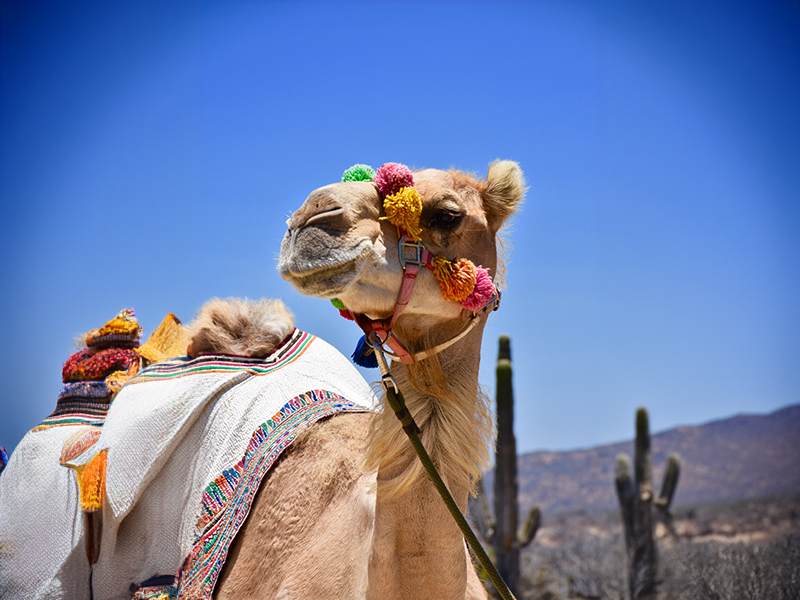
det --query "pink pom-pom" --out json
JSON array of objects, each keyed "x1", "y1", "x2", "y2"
[
  {"x1": 374, "y1": 163, "x2": 414, "y2": 196},
  {"x1": 460, "y1": 267, "x2": 496, "y2": 312}
]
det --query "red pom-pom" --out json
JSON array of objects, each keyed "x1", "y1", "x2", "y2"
[
  {"x1": 374, "y1": 163, "x2": 414, "y2": 197},
  {"x1": 461, "y1": 266, "x2": 496, "y2": 311},
  {"x1": 338, "y1": 308, "x2": 355, "y2": 321}
]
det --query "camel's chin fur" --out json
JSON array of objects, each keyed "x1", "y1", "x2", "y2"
[{"x1": 187, "y1": 297, "x2": 295, "y2": 358}]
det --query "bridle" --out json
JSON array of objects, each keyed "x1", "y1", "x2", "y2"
[
  {"x1": 347, "y1": 234, "x2": 500, "y2": 365},
  {"x1": 335, "y1": 162, "x2": 500, "y2": 367}
]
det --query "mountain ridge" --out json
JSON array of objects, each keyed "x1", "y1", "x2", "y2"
[{"x1": 504, "y1": 404, "x2": 800, "y2": 514}]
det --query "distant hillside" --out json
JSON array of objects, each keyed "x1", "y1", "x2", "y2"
[{"x1": 497, "y1": 405, "x2": 800, "y2": 514}]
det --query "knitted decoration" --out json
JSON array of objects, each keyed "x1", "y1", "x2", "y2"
[
  {"x1": 433, "y1": 257, "x2": 478, "y2": 302},
  {"x1": 62, "y1": 347, "x2": 139, "y2": 382},
  {"x1": 0, "y1": 446, "x2": 7, "y2": 475},
  {"x1": 342, "y1": 164, "x2": 376, "y2": 182},
  {"x1": 460, "y1": 266, "x2": 497, "y2": 312},
  {"x1": 86, "y1": 308, "x2": 142, "y2": 348},
  {"x1": 382, "y1": 187, "x2": 424, "y2": 241},
  {"x1": 374, "y1": 163, "x2": 414, "y2": 196},
  {"x1": 352, "y1": 335, "x2": 379, "y2": 368},
  {"x1": 80, "y1": 450, "x2": 107, "y2": 512}
]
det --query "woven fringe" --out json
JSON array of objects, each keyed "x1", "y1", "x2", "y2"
[{"x1": 80, "y1": 450, "x2": 107, "y2": 512}]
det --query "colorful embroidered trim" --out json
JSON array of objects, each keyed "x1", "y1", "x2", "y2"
[
  {"x1": 0, "y1": 446, "x2": 7, "y2": 475},
  {"x1": 177, "y1": 390, "x2": 368, "y2": 599},
  {"x1": 130, "y1": 329, "x2": 313, "y2": 384},
  {"x1": 59, "y1": 426, "x2": 102, "y2": 465}
]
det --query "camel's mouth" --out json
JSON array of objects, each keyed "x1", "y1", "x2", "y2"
[{"x1": 279, "y1": 238, "x2": 372, "y2": 298}]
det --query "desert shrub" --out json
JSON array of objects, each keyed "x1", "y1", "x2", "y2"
[
  {"x1": 513, "y1": 498, "x2": 799, "y2": 600},
  {"x1": 519, "y1": 526, "x2": 627, "y2": 600},
  {"x1": 660, "y1": 531, "x2": 800, "y2": 600}
]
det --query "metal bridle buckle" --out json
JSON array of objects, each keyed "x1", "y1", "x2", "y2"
[
  {"x1": 367, "y1": 329, "x2": 390, "y2": 348},
  {"x1": 493, "y1": 288, "x2": 502, "y2": 311},
  {"x1": 381, "y1": 374, "x2": 399, "y2": 394},
  {"x1": 398, "y1": 238, "x2": 425, "y2": 269}
]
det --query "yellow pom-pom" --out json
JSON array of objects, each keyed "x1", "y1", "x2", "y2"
[
  {"x1": 80, "y1": 450, "x2": 107, "y2": 512},
  {"x1": 381, "y1": 186, "x2": 423, "y2": 241},
  {"x1": 433, "y1": 257, "x2": 477, "y2": 302}
]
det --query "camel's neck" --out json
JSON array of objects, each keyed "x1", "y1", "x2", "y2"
[{"x1": 366, "y1": 316, "x2": 491, "y2": 600}]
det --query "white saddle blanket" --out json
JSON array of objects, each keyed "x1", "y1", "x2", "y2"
[{"x1": 88, "y1": 329, "x2": 376, "y2": 599}]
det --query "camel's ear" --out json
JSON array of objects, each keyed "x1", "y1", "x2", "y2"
[{"x1": 482, "y1": 160, "x2": 525, "y2": 231}]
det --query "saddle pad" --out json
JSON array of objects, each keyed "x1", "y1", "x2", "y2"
[{"x1": 88, "y1": 329, "x2": 376, "y2": 599}]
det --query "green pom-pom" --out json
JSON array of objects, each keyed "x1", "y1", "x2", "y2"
[
  {"x1": 331, "y1": 298, "x2": 347, "y2": 310},
  {"x1": 342, "y1": 164, "x2": 375, "y2": 182}
]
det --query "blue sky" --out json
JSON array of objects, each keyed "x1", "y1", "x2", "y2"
[{"x1": 1, "y1": 1, "x2": 798, "y2": 457}]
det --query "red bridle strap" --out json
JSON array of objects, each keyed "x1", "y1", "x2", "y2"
[{"x1": 351, "y1": 234, "x2": 434, "y2": 365}]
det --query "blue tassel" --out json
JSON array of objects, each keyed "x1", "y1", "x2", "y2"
[{"x1": 351, "y1": 335, "x2": 379, "y2": 368}]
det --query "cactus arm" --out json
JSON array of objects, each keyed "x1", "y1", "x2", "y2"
[
  {"x1": 518, "y1": 505, "x2": 540, "y2": 548},
  {"x1": 615, "y1": 453, "x2": 636, "y2": 551},
  {"x1": 657, "y1": 453, "x2": 680, "y2": 509},
  {"x1": 615, "y1": 453, "x2": 634, "y2": 502}
]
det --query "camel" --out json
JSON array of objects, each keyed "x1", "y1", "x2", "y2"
[
  {"x1": 216, "y1": 160, "x2": 524, "y2": 599},
  {"x1": 0, "y1": 160, "x2": 523, "y2": 600}
]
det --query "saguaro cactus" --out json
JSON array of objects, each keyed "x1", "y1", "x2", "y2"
[
  {"x1": 472, "y1": 335, "x2": 540, "y2": 597},
  {"x1": 615, "y1": 407, "x2": 680, "y2": 600}
]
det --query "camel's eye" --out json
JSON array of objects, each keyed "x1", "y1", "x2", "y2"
[{"x1": 429, "y1": 209, "x2": 463, "y2": 230}]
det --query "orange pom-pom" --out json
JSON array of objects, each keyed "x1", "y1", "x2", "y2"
[
  {"x1": 433, "y1": 257, "x2": 477, "y2": 302},
  {"x1": 80, "y1": 450, "x2": 107, "y2": 512}
]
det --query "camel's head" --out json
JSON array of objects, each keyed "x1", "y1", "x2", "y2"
[{"x1": 279, "y1": 161, "x2": 524, "y2": 323}]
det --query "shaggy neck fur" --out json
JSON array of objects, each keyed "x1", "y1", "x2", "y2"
[
  {"x1": 363, "y1": 314, "x2": 492, "y2": 600},
  {"x1": 365, "y1": 314, "x2": 492, "y2": 498}
]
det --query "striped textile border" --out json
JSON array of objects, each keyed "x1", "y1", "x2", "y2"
[
  {"x1": 176, "y1": 390, "x2": 368, "y2": 600},
  {"x1": 33, "y1": 397, "x2": 113, "y2": 431},
  {"x1": 129, "y1": 329, "x2": 314, "y2": 384},
  {"x1": 33, "y1": 413, "x2": 107, "y2": 431}
]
